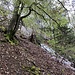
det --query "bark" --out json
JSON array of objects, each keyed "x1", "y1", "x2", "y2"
[{"x1": 6, "y1": 1, "x2": 23, "y2": 39}]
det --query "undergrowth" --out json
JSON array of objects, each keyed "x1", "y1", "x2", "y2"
[
  {"x1": 4, "y1": 33, "x2": 18, "y2": 45},
  {"x1": 22, "y1": 66, "x2": 41, "y2": 75}
]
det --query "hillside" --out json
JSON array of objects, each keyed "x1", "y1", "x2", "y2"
[{"x1": 0, "y1": 32, "x2": 75, "y2": 75}]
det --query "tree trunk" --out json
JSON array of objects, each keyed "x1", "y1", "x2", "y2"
[
  {"x1": 7, "y1": 13, "x2": 20, "y2": 40},
  {"x1": 6, "y1": 0, "x2": 32, "y2": 40},
  {"x1": 6, "y1": 1, "x2": 22, "y2": 40}
]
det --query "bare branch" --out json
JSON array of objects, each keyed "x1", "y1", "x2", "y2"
[
  {"x1": 32, "y1": 8, "x2": 47, "y2": 22},
  {"x1": 36, "y1": 6, "x2": 60, "y2": 25},
  {"x1": 57, "y1": 0, "x2": 68, "y2": 11},
  {"x1": 20, "y1": 7, "x2": 32, "y2": 20},
  {"x1": 57, "y1": 0, "x2": 71, "y2": 23}
]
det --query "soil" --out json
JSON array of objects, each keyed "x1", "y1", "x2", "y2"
[{"x1": 0, "y1": 32, "x2": 75, "y2": 75}]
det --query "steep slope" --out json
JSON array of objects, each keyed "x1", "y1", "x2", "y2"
[{"x1": 0, "y1": 32, "x2": 75, "y2": 75}]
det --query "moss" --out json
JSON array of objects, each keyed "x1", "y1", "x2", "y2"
[
  {"x1": 47, "y1": 74, "x2": 51, "y2": 75},
  {"x1": 0, "y1": 26, "x2": 6, "y2": 32},
  {"x1": 22, "y1": 66, "x2": 41, "y2": 75},
  {"x1": 4, "y1": 33, "x2": 18, "y2": 45}
]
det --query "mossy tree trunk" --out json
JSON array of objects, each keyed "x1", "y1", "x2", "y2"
[
  {"x1": 7, "y1": 1, "x2": 24, "y2": 40},
  {"x1": 6, "y1": 0, "x2": 32, "y2": 40}
]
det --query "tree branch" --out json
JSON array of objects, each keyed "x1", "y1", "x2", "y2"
[
  {"x1": 32, "y1": 8, "x2": 47, "y2": 22},
  {"x1": 36, "y1": 6, "x2": 60, "y2": 25},
  {"x1": 18, "y1": 3, "x2": 24, "y2": 15},
  {"x1": 20, "y1": 7, "x2": 32, "y2": 20},
  {"x1": 57, "y1": 0, "x2": 68, "y2": 11},
  {"x1": 57, "y1": 0, "x2": 71, "y2": 23}
]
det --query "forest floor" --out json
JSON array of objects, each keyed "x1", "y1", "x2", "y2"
[{"x1": 0, "y1": 32, "x2": 75, "y2": 75}]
